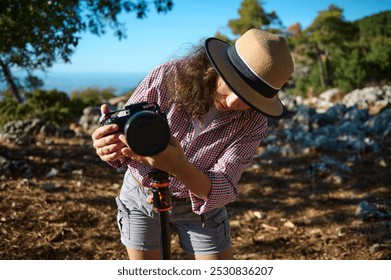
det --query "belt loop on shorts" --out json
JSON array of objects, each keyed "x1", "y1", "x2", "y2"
[
  {"x1": 130, "y1": 172, "x2": 146, "y2": 189},
  {"x1": 201, "y1": 214, "x2": 205, "y2": 228}
]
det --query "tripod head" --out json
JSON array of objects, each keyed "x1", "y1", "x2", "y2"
[
  {"x1": 148, "y1": 169, "x2": 169, "y2": 183},
  {"x1": 148, "y1": 169, "x2": 172, "y2": 212}
]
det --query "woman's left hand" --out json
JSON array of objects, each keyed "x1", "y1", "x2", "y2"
[
  {"x1": 120, "y1": 134, "x2": 211, "y2": 199},
  {"x1": 119, "y1": 134, "x2": 187, "y2": 177}
]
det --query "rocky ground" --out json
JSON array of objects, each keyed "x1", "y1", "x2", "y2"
[
  {"x1": 1, "y1": 86, "x2": 391, "y2": 260},
  {"x1": 0, "y1": 134, "x2": 390, "y2": 260}
]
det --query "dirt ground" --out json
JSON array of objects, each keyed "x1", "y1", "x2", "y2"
[{"x1": 1, "y1": 134, "x2": 390, "y2": 260}]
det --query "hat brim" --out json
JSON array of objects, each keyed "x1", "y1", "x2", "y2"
[{"x1": 205, "y1": 38, "x2": 285, "y2": 119}]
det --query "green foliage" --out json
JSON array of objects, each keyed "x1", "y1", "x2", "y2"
[
  {"x1": 292, "y1": 65, "x2": 327, "y2": 96},
  {"x1": 25, "y1": 89, "x2": 74, "y2": 125},
  {"x1": 221, "y1": 2, "x2": 389, "y2": 96},
  {"x1": 356, "y1": 11, "x2": 391, "y2": 39},
  {"x1": 0, "y1": 89, "x2": 71, "y2": 127},
  {"x1": 300, "y1": 5, "x2": 358, "y2": 90},
  {"x1": 228, "y1": 0, "x2": 281, "y2": 35},
  {"x1": 69, "y1": 87, "x2": 116, "y2": 117},
  {"x1": 0, "y1": 87, "x2": 116, "y2": 128},
  {"x1": 0, "y1": 0, "x2": 174, "y2": 102},
  {"x1": 217, "y1": 0, "x2": 282, "y2": 41},
  {"x1": 331, "y1": 42, "x2": 367, "y2": 91},
  {"x1": 291, "y1": 7, "x2": 390, "y2": 95},
  {"x1": 363, "y1": 37, "x2": 391, "y2": 82},
  {"x1": 2, "y1": 0, "x2": 389, "y2": 104},
  {"x1": 0, "y1": 91, "x2": 22, "y2": 126},
  {"x1": 70, "y1": 87, "x2": 116, "y2": 105},
  {"x1": 1, "y1": 0, "x2": 174, "y2": 67},
  {"x1": 330, "y1": 12, "x2": 391, "y2": 91},
  {"x1": 306, "y1": 5, "x2": 358, "y2": 46},
  {"x1": 24, "y1": 75, "x2": 44, "y2": 92}
]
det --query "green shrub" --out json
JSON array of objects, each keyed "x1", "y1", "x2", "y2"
[
  {"x1": 70, "y1": 87, "x2": 116, "y2": 105},
  {"x1": 0, "y1": 87, "x2": 118, "y2": 129},
  {"x1": 0, "y1": 89, "x2": 73, "y2": 128}
]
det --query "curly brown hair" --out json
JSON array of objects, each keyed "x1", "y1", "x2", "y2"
[{"x1": 168, "y1": 45, "x2": 219, "y2": 119}]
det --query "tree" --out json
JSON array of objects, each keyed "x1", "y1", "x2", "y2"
[
  {"x1": 329, "y1": 11, "x2": 391, "y2": 90},
  {"x1": 355, "y1": 11, "x2": 391, "y2": 85},
  {"x1": 356, "y1": 11, "x2": 391, "y2": 39},
  {"x1": 217, "y1": 0, "x2": 282, "y2": 42},
  {"x1": 229, "y1": 0, "x2": 281, "y2": 35},
  {"x1": 303, "y1": 5, "x2": 358, "y2": 88},
  {"x1": 332, "y1": 41, "x2": 367, "y2": 91},
  {"x1": 0, "y1": 0, "x2": 174, "y2": 103},
  {"x1": 24, "y1": 75, "x2": 45, "y2": 92},
  {"x1": 292, "y1": 9, "x2": 390, "y2": 94}
]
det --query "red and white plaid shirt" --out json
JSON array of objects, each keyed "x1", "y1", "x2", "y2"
[{"x1": 110, "y1": 60, "x2": 268, "y2": 214}]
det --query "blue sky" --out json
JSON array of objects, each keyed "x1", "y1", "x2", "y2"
[
  {"x1": 48, "y1": 0, "x2": 390, "y2": 75},
  {"x1": 2, "y1": 0, "x2": 387, "y2": 94}
]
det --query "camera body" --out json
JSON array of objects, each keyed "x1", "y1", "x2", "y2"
[{"x1": 100, "y1": 102, "x2": 170, "y2": 156}]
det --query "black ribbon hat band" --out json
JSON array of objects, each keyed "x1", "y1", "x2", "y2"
[{"x1": 226, "y1": 44, "x2": 279, "y2": 99}]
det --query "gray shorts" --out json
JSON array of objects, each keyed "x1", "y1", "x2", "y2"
[{"x1": 115, "y1": 171, "x2": 231, "y2": 256}]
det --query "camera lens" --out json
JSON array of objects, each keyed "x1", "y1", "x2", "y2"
[{"x1": 124, "y1": 111, "x2": 170, "y2": 156}]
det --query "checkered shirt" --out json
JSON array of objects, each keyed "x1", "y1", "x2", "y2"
[{"x1": 109, "y1": 60, "x2": 268, "y2": 214}]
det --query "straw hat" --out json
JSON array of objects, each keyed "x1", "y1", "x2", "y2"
[{"x1": 205, "y1": 29, "x2": 294, "y2": 119}]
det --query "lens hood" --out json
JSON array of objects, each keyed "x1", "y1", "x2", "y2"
[{"x1": 124, "y1": 110, "x2": 170, "y2": 156}]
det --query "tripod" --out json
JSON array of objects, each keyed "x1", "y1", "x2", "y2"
[{"x1": 148, "y1": 169, "x2": 172, "y2": 260}]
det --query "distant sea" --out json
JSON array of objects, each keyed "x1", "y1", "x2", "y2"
[{"x1": 1, "y1": 71, "x2": 147, "y2": 96}]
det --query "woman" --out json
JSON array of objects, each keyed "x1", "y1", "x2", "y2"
[{"x1": 92, "y1": 29, "x2": 294, "y2": 260}]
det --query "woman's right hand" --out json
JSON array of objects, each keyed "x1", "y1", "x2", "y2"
[{"x1": 92, "y1": 104, "x2": 126, "y2": 162}]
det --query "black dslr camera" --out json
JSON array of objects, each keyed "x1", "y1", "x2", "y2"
[{"x1": 100, "y1": 102, "x2": 170, "y2": 156}]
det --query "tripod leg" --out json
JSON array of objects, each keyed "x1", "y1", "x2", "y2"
[
  {"x1": 158, "y1": 211, "x2": 171, "y2": 260},
  {"x1": 148, "y1": 169, "x2": 172, "y2": 260}
]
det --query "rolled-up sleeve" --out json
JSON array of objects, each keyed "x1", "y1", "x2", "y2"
[{"x1": 189, "y1": 117, "x2": 267, "y2": 214}]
